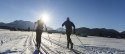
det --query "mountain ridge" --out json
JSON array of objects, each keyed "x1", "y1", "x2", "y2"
[{"x1": 0, "y1": 20, "x2": 53, "y2": 30}]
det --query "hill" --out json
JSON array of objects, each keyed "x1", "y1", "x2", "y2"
[{"x1": 0, "y1": 20, "x2": 53, "y2": 31}]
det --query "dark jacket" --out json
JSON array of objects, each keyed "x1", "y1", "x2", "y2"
[{"x1": 62, "y1": 20, "x2": 75, "y2": 33}]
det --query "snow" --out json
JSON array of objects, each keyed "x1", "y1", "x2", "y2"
[{"x1": 0, "y1": 30, "x2": 125, "y2": 54}]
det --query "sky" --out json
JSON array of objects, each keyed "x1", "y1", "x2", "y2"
[{"x1": 0, "y1": 0, "x2": 125, "y2": 32}]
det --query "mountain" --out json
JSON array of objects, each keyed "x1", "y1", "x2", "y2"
[
  {"x1": 7, "y1": 20, "x2": 35, "y2": 29},
  {"x1": 0, "y1": 20, "x2": 35, "y2": 30},
  {"x1": 76, "y1": 27, "x2": 120, "y2": 38},
  {"x1": 0, "y1": 22, "x2": 6, "y2": 26},
  {"x1": 0, "y1": 20, "x2": 53, "y2": 31}
]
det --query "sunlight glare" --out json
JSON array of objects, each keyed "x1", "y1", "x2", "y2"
[{"x1": 39, "y1": 13, "x2": 50, "y2": 23}]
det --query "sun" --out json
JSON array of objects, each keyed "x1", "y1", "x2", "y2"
[{"x1": 39, "y1": 13, "x2": 50, "y2": 23}]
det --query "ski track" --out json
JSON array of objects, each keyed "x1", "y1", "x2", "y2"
[
  {"x1": 36, "y1": 33, "x2": 125, "y2": 54},
  {"x1": 0, "y1": 31, "x2": 34, "y2": 54},
  {"x1": 42, "y1": 37, "x2": 85, "y2": 54},
  {"x1": 0, "y1": 31, "x2": 125, "y2": 54},
  {"x1": 0, "y1": 35, "x2": 27, "y2": 53}
]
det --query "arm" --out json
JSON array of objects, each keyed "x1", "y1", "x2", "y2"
[
  {"x1": 71, "y1": 22, "x2": 75, "y2": 29},
  {"x1": 44, "y1": 24, "x2": 47, "y2": 31},
  {"x1": 62, "y1": 21, "x2": 66, "y2": 27},
  {"x1": 72, "y1": 22, "x2": 76, "y2": 34}
]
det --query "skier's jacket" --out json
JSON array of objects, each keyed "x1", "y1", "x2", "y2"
[
  {"x1": 62, "y1": 20, "x2": 75, "y2": 33},
  {"x1": 36, "y1": 20, "x2": 44, "y2": 30}
]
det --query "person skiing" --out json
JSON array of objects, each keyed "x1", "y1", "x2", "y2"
[
  {"x1": 62, "y1": 17, "x2": 75, "y2": 49},
  {"x1": 35, "y1": 19, "x2": 47, "y2": 50}
]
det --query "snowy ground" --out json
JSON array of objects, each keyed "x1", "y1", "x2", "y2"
[{"x1": 0, "y1": 29, "x2": 125, "y2": 54}]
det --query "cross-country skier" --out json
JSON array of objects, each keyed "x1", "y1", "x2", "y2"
[
  {"x1": 35, "y1": 19, "x2": 47, "y2": 50},
  {"x1": 62, "y1": 17, "x2": 75, "y2": 49}
]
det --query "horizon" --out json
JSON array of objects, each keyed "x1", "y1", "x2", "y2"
[
  {"x1": 0, "y1": 0, "x2": 125, "y2": 32},
  {"x1": 0, "y1": 19, "x2": 124, "y2": 32}
]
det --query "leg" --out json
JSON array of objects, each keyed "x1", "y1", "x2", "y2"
[
  {"x1": 68, "y1": 34, "x2": 73, "y2": 49},
  {"x1": 66, "y1": 30, "x2": 73, "y2": 49},
  {"x1": 69, "y1": 36, "x2": 73, "y2": 49},
  {"x1": 38, "y1": 30, "x2": 42, "y2": 49},
  {"x1": 67, "y1": 34, "x2": 70, "y2": 48}
]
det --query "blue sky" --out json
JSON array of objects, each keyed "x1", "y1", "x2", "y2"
[{"x1": 0, "y1": 0, "x2": 125, "y2": 32}]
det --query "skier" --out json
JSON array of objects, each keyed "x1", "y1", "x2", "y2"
[
  {"x1": 62, "y1": 17, "x2": 75, "y2": 49},
  {"x1": 35, "y1": 19, "x2": 47, "y2": 50}
]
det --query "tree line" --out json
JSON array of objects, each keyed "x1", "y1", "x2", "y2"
[
  {"x1": 0, "y1": 26, "x2": 31, "y2": 31},
  {"x1": 76, "y1": 27, "x2": 125, "y2": 38}
]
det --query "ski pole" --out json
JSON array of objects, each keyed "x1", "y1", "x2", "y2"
[
  {"x1": 47, "y1": 32, "x2": 52, "y2": 45},
  {"x1": 74, "y1": 34, "x2": 85, "y2": 52},
  {"x1": 32, "y1": 22, "x2": 36, "y2": 36},
  {"x1": 32, "y1": 22, "x2": 36, "y2": 45},
  {"x1": 75, "y1": 34, "x2": 84, "y2": 47},
  {"x1": 58, "y1": 27, "x2": 63, "y2": 42},
  {"x1": 58, "y1": 33, "x2": 61, "y2": 43},
  {"x1": 32, "y1": 22, "x2": 36, "y2": 39}
]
